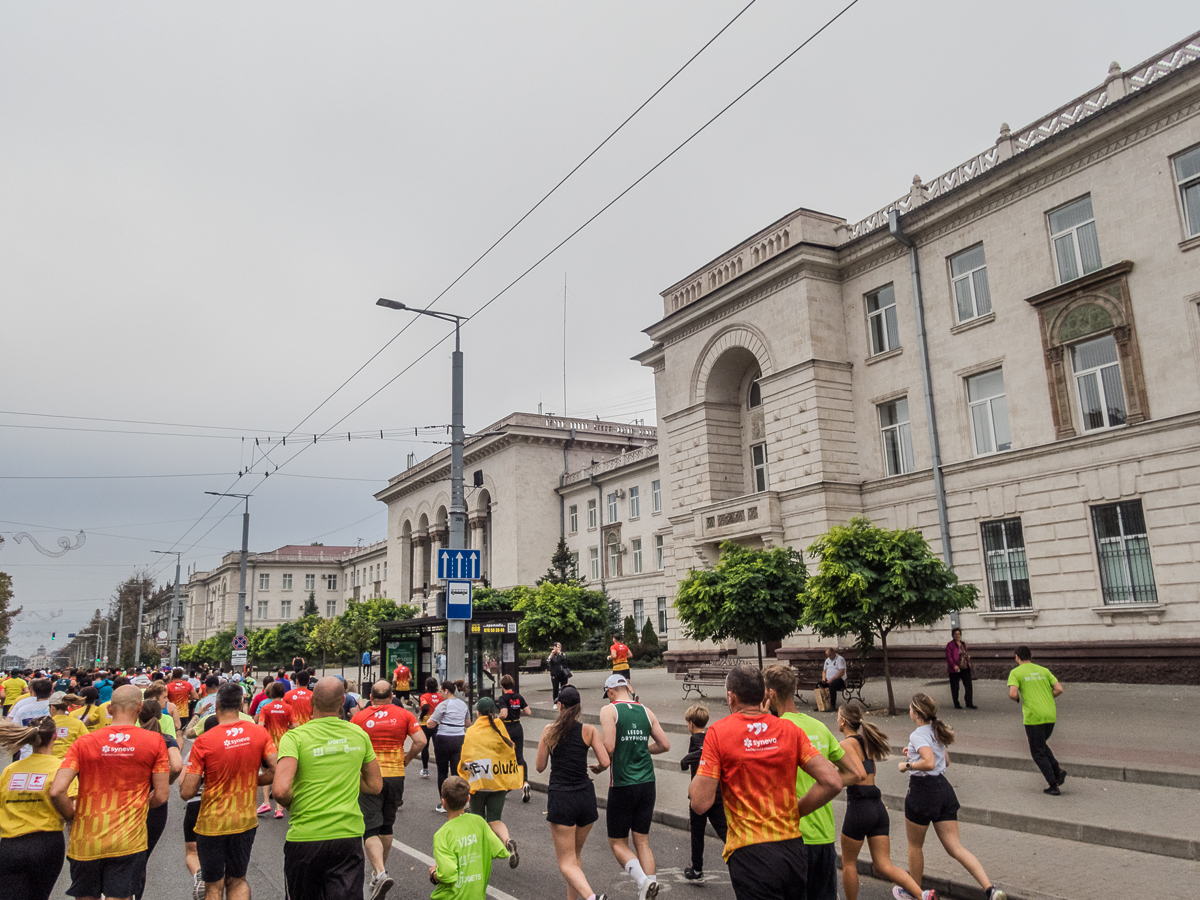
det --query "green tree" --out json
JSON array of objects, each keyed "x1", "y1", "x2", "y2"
[
  {"x1": 515, "y1": 583, "x2": 606, "y2": 652},
  {"x1": 472, "y1": 587, "x2": 517, "y2": 612},
  {"x1": 273, "y1": 621, "x2": 310, "y2": 666},
  {"x1": 622, "y1": 616, "x2": 640, "y2": 653},
  {"x1": 303, "y1": 591, "x2": 319, "y2": 618},
  {"x1": 338, "y1": 598, "x2": 418, "y2": 666},
  {"x1": 0, "y1": 571, "x2": 22, "y2": 656},
  {"x1": 538, "y1": 536, "x2": 582, "y2": 586},
  {"x1": 675, "y1": 541, "x2": 808, "y2": 668},
  {"x1": 249, "y1": 628, "x2": 278, "y2": 668},
  {"x1": 639, "y1": 619, "x2": 659, "y2": 659},
  {"x1": 306, "y1": 617, "x2": 347, "y2": 671},
  {"x1": 801, "y1": 517, "x2": 979, "y2": 714}
]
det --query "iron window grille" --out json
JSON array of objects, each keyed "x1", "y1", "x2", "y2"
[
  {"x1": 981, "y1": 519, "x2": 1031, "y2": 610},
  {"x1": 1091, "y1": 501, "x2": 1158, "y2": 605}
]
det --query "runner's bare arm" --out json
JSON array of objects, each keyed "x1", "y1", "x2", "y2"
[
  {"x1": 1052, "y1": 681, "x2": 1064, "y2": 698},
  {"x1": 258, "y1": 752, "x2": 278, "y2": 786},
  {"x1": 599, "y1": 704, "x2": 617, "y2": 757},
  {"x1": 49, "y1": 767, "x2": 78, "y2": 820},
  {"x1": 899, "y1": 745, "x2": 937, "y2": 772},
  {"x1": 690, "y1": 772, "x2": 717, "y2": 814},
  {"x1": 403, "y1": 727, "x2": 428, "y2": 765},
  {"x1": 1008, "y1": 685, "x2": 1020, "y2": 701},
  {"x1": 535, "y1": 728, "x2": 550, "y2": 773},
  {"x1": 273, "y1": 758, "x2": 297, "y2": 807},
  {"x1": 179, "y1": 772, "x2": 202, "y2": 800},
  {"x1": 646, "y1": 709, "x2": 670, "y2": 755},
  {"x1": 584, "y1": 722, "x2": 610, "y2": 773},
  {"x1": 796, "y1": 752, "x2": 841, "y2": 818},
  {"x1": 832, "y1": 746, "x2": 865, "y2": 786},
  {"x1": 360, "y1": 757, "x2": 383, "y2": 795},
  {"x1": 167, "y1": 746, "x2": 184, "y2": 784},
  {"x1": 149, "y1": 771, "x2": 170, "y2": 808}
]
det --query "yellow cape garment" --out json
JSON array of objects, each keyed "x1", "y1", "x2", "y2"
[{"x1": 457, "y1": 716, "x2": 523, "y2": 792}]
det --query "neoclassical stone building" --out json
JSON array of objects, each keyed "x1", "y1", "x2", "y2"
[{"x1": 636, "y1": 31, "x2": 1200, "y2": 675}]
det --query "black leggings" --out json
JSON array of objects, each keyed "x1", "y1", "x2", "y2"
[
  {"x1": 421, "y1": 725, "x2": 434, "y2": 769},
  {"x1": 136, "y1": 801, "x2": 170, "y2": 898},
  {"x1": 434, "y1": 733, "x2": 464, "y2": 794},
  {"x1": 0, "y1": 830, "x2": 65, "y2": 900},
  {"x1": 507, "y1": 723, "x2": 526, "y2": 783}
]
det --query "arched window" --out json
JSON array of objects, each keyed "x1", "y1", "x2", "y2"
[{"x1": 748, "y1": 376, "x2": 762, "y2": 409}]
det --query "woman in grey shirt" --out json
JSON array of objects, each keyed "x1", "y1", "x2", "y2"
[{"x1": 428, "y1": 680, "x2": 470, "y2": 810}]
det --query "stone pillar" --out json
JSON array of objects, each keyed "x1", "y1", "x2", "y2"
[
  {"x1": 412, "y1": 532, "x2": 428, "y2": 600},
  {"x1": 398, "y1": 533, "x2": 412, "y2": 603},
  {"x1": 468, "y1": 514, "x2": 486, "y2": 581}
]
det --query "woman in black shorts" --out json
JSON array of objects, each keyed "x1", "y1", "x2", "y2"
[
  {"x1": 535, "y1": 684, "x2": 611, "y2": 900},
  {"x1": 901, "y1": 694, "x2": 1006, "y2": 900},
  {"x1": 836, "y1": 703, "x2": 929, "y2": 900}
]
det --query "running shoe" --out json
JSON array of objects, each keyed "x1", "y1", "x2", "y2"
[
  {"x1": 274, "y1": 808, "x2": 284, "y2": 818},
  {"x1": 986, "y1": 889, "x2": 1007, "y2": 900},
  {"x1": 522, "y1": 783, "x2": 530, "y2": 803},
  {"x1": 1056, "y1": 768, "x2": 1067, "y2": 785},
  {"x1": 256, "y1": 802, "x2": 271, "y2": 815},
  {"x1": 683, "y1": 867, "x2": 704, "y2": 883},
  {"x1": 922, "y1": 891, "x2": 939, "y2": 900},
  {"x1": 368, "y1": 871, "x2": 394, "y2": 900},
  {"x1": 434, "y1": 804, "x2": 446, "y2": 813},
  {"x1": 421, "y1": 769, "x2": 429, "y2": 778},
  {"x1": 638, "y1": 880, "x2": 658, "y2": 900},
  {"x1": 192, "y1": 870, "x2": 205, "y2": 900},
  {"x1": 893, "y1": 889, "x2": 919, "y2": 900},
  {"x1": 506, "y1": 838, "x2": 519, "y2": 869},
  {"x1": 1044, "y1": 784, "x2": 1061, "y2": 795}
]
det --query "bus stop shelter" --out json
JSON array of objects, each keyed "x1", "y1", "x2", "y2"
[{"x1": 376, "y1": 611, "x2": 524, "y2": 708}]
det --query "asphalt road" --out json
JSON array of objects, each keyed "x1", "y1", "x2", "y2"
[{"x1": 48, "y1": 774, "x2": 898, "y2": 900}]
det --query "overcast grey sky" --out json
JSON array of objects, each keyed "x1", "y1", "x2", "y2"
[{"x1": 2, "y1": 2, "x2": 1195, "y2": 653}]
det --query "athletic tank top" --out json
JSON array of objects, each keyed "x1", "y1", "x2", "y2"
[
  {"x1": 610, "y1": 701, "x2": 655, "y2": 787},
  {"x1": 548, "y1": 722, "x2": 590, "y2": 792},
  {"x1": 852, "y1": 734, "x2": 876, "y2": 775}
]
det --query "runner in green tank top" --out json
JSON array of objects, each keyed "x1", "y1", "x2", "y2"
[{"x1": 600, "y1": 675, "x2": 670, "y2": 900}]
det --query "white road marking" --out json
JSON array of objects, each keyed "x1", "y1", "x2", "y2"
[{"x1": 390, "y1": 838, "x2": 524, "y2": 900}]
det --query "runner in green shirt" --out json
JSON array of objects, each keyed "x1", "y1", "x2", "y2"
[
  {"x1": 274, "y1": 677, "x2": 383, "y2": 900},
  {"x1": 428, "y1": 776, "x2": 510, "y2": 900},
  {"x1": 1007, "y1": 646, "x2": 1066, "y2": 795},
  {"x1": 764, "y1": 665, "x2": 864, "y2": 900}
]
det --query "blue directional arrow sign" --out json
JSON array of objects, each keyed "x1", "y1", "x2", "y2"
[{"x1": 437, "y1": 548, "x2": 481, "y2": 581}]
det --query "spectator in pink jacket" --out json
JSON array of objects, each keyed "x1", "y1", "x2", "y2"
[{"x1": 946, "y1": 628, "x2": 976, "y2": 709}]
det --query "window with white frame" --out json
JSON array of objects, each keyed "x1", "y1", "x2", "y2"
[
  {"x1": 607, "y1": 534, "x2": 620, "y2": 578},
  {"x1": 383, "y1": 561, "x2": 387, "y2": 581},
  {"x1": 282, "y1": 573, "x2": 293, "y2": 591},
  {"x1": 259, "y1": 573, "x2": 269, "y2": 591},
  {"x1": 1049, "y1": 196, "x2": 1102, "y2": 283},
  {"x1": 655, "y1": 534, "x2": 664, "y2": 570},
  {"x1": 587, "y1": 499, "x2": 597, "y2": 529},
  {"x1": 657, "y1": 597, "x2": 668, "y2": 634},
  {"x1": 629, "y1": 486, "x2": 640, "y2": 519},
  {"x1": 280, "y1": 599, "x2": 292, "y2": 619},
  {"x1": 879, "y1": 398, "x2": 914, "y2": 476},
  {"x1": 981, "y1": 519, "x2": 1031, "y2": 610},
  {"x1": 634, "y1": 598, "x2": 645, "y2": 630},
  {"x1": 651, "y1": 480, "x2": 661, "y2": 512},
  {"x1": 607, "y1": 492, "x2": 618, "y2": 523},
  {"x1": 304, "y1": 574, "x2": 315, "y2": 591},
  {"x1": 569, "y1": 504, "x2": 578, "y2": 534},
  {"x1": 1071, "y1": 335, "x2": 1126, "y2": 430},
  {"x1": 866, "y1": 284, "x2": 899, "y2": 355},
  {"x1": 751, "y1": 442, "x2": 769, "y2": 492},
  {"x1": 589, "y1": 548, "x2": 599, "y2": 581},
  {"x1": 256, "y1": 599, "x2": 269, "y2": 619},
  {"x1": 1091, "y1": 500, "x2": 1157, "y2": 605},
  {"x1": 325, "y1": 573, "x2": 337, "y2": 591},
  {"x1": 631, "y1": 538, "x2": 642, "y2": 574},
  {"x1": 967, "y1": 369, "x2": 1011, "y2": 455},
  {"x1": 949, "y1": 245, "x2": 991, "y2": 322},
  {"x1": 1174, "y1": 145, "x2": 1200, "y2": 238},
  {"x1": 326, "y1": 600, "x2": 337, "y2": 617}
]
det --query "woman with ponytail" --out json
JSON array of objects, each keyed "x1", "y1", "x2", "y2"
[
  {"x1": 901, "y1": 693, "x2": 1006, "y2": 900},
  {"x1": 458, "y1": 696, "x2": 522, "y2": 866},
  {"x1": 836, "y1": 703, "x2": 931, "y2": 900},
  {"x1": 0, "y1": 716, "x2": 67, "y2": 900},
  {"x1": 71, "y1": 685, "x2": 103, "y2": 731}
]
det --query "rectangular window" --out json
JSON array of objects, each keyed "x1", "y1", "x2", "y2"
[
  {"x1": 1091, "y1": 501, "x2": 1157, "y2": 605},
  {"x1": 383, "y1": 561, "x2": 387, "y2": 581},
  {"x1": 608, "y1": 492, "x2": 618, "y2": 523},
  {"x1": 259, "y1": 573, "x2": 269, "y2": 591},
  {"x1": 950, "y1": 245, "x2": 991, "y2": 322},
  {"x1": 1049, "y1": 196, "x2": 1102, "y2": 283},
  {"x1": 570, "y1": 552, "x2": 579, "y2": 577},
  {"x1": 634, "y1": 598, "x2": 645, "y2": 630},
  {"x1": 1072, "y1": 335, "x2": 1126, "y2": 430},
  {"x1": 629, "y1": 486, "x2": 640, "y2": 519},
  {"x1": 568, "y1": 504, "x2": 578, "y2": 533},
  {"x1": 304, "y1": 574, "x2": 315, "y2": 591},
  {"x1": 587, "y1": 499, "x2": 597, "y2": 529},
  {"x1": 967, "y1": 369, "x2": 1011, "y2": 454},
  {"x1": 325, "y1": 574, "x2": 338, "y2": 591},
  {"x1": 608, "y1": 539, "x2": 620, "y2": 578},
  {"x1": 981, "y1": 519, "x2": 1031, "y2": 610},
  {"x1": 282, "y1": 573, "x2": 293, "y2": 591},
  {"x1": 1175, "y1": 145, "x2": 1200, "y2": 238},
  {"x1": 326, "y1": 600, "x2": 337, "y2": 617},
  {"x1": 256, "y1": 600, "x2": 269, "y2": 619},
  {"x1": 280, "y1": 599, "x2": 292, "y2": 619},
  {"x1": 369, "y1": 565, "x2": 374, "y2": 582},
  {"x1": 657, "y1": 597, "x2": 668, "y2": 634},
  {"x1": 631, "y1": 538, "x2": 643, "y2": 574},
  {"x1": 589, "y1": 548, "x2": 599, "y2": 581},
  {"x1": 655, "y1": 534, "x2": 664, "y2": 570},
  {"x1": 751, "y1": 442, "x2": 769, "y2": 492},
  {"x1": 879, "y1": 398, "x2": 914, "y2": 476},
  {"x1": 866, "y1": 284, "x2": 899, "y2": 355},
  {"x1": 652, "y1": 480, "x2": 661, "y2": 512}
]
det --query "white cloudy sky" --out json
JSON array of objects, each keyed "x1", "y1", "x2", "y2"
[{"x1": 2, "y1": 2, "x2": 1194, "y2": 652}]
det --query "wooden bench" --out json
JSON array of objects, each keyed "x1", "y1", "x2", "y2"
[
  {"x1": 520, "y1": 659, "x2": 545, "y2": 674},
  {"x1": 681, "y1": 665, "x2": 738, "y2": 698}
]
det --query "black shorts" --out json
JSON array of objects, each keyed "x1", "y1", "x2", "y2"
[
  {"x1": 284, "y1": 838, "x2": 364, "y2": 900},
  {"x1": 184, "y1": 800, "x2": 201, "y2": 843},
  {"x1": 0, "y1": 830, "x2": 65, "y2": 900},
  {"x1": 842, "y1": 786, "x2": 890, "y2": 841},
  {"x1": 904, "y1": 774, "x2": 960, "y2": 827},
  {"x1": 67, "y1": 852, "x2": 147, "y2": 899},
  {"x1": 612, "y1": 668, "x2": 630, "y2": 679},
  {"x1": 727, "y1": 836, "x2": 807, "y2": 900},
  {"x1": 360, "y1": 776, "x2": 405, "y2": 837},
  {"x1": 196, "y1": 829, "x2": 257, "y2": 882},
  {"x1": 546, "y1": 785, "x2": 598, "y2": 828},
  {"x1": 606, "y1": 781, "x2": 655, "y2": 839}
]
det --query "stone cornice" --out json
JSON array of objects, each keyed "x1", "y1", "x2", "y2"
[{"x1": 1023, "y1": 260, "x2": 1135, "y2": 308}]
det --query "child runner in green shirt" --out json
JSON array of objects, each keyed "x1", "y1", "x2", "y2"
[{"x1": 429, "y1": 776, "x2": 510, "y2": 900}]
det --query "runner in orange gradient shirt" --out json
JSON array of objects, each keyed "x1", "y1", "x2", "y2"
[
  {"x1": 165, "y1": 668, "x2": 198, "y2": 721},
  {"x1": 283, "y1": 674, "x2": 314, "y2": 726},
  {"x1": 181, "y1": 683, "x2": 278, "y2": 900},
  {"x1": 50, "y1": 685, "x2": 171, "y2": 900},
  {"x1": 253, "y1": 682, "x2": 293, "y2": 819}
]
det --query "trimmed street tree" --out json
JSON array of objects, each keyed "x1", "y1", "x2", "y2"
[
  {"x1": 675, "y1": 541, "x2": 808, "y2": 668},
  {"x1": 801, "y1": 517, "x2": 979, "y2": 714},
  {"x1": 514, "y1": 583, "x2": 607, "y2": 652}
]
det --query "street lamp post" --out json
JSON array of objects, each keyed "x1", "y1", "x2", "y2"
[
  {"x1": 206, "y1": 492, "x2": 251, "y2": 670},
  {"x1": 152, "y1": 549, "x2": 184, "y2": 666},
  {"x1": 377, "y1": 298, "x2": 468, "y2": 682}
]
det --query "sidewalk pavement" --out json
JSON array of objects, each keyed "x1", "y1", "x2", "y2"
[{"x1": 510, "y1": 665, "x2": 1200, "y2": 900}]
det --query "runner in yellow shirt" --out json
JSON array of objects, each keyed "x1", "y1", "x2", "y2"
[
  {"x1": 0, "y1": 715, "x2": 67, "y2": 900},
  {"x1": 3, "y1": 669, "x2": 29, "y2": 715},
  {"x1": 49, "y1": 692, "x2": 89, "y2": 759}
]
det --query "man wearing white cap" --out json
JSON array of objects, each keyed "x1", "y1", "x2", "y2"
[{"x1": 599, "y1": 674, "x2": 670, "y2": 900}]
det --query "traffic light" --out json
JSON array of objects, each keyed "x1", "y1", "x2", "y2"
[{"x1": 51, "y1": 632, "x2": 56, "y2": 640}]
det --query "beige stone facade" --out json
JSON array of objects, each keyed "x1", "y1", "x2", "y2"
[{"x1": 636, "y1": 32, "x2": 1200, "y2": 653}]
